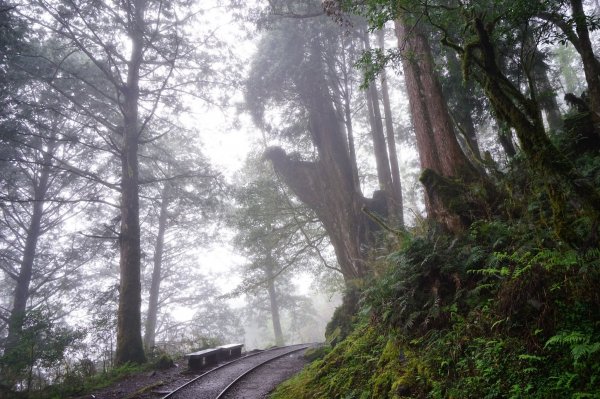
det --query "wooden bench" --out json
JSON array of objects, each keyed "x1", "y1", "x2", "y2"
[
  {"x1": 186, "y1": 348, "x2": 221, "y2": 370},
  {"x1": 217, "y1": 343, "x2": 244, "y2": 362}
]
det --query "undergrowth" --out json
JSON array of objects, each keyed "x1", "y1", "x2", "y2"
[
  {"x1": 18, "y1": 362, "x2": 147, "y2": 399},
  {"x1": 272, "y1": 213, "x2": 600, "y2": 398},
  {"x1": 271, "y1": 126, "x2": 600, "y2": 399},
  {"x1": 21, "y1": 350, "x2": 175, "y2": 399}
]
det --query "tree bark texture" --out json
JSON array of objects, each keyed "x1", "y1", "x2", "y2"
[
  {"x1": 394, "y1": 19, "x2": 479, "y2": 232},
  {"x1": 116, "y1": 0, "x2": 146, "y2": 365},
  {"x1": 143, "y1": 184, "x2": 170, "y2": 351}
]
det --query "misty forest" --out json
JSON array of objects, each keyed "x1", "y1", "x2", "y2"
[{"x1": 1, "y1": 0, "x2": 600, "y2": 397}]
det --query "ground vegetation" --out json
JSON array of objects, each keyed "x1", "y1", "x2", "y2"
[{"x1": 270, "y1": 0, "x2": 600, "y2": 397}]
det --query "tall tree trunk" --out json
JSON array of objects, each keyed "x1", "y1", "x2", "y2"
[
  {"x1": 362, "y1": 30, "x2": 395, "y2": 220},
  {"x1": 394, "y1": 19, "x2": 480, "y2": 232},
  {"x1": 444, "y1": 49, "x2": 483, "y2": 162},
  {"x1": 115, "y1": 0, "x2": 146, "y2": 365},
  {"x1": 523, "y1": 27, "x2": 563, "y2": 131},
  {"x1": 570, "y1": 0, "x2": 600, "y2": 120},
  {"x1": 343, "y1": 89, "x2": 360, "y2": 188},
  {"x1": 377, "y1": 30, "x2": 404, "y2": 226},
  {"x1": 340, "y1": 38, "x2": 360, "y2": 188},
  {"x1": 265, "y1": 258, "x2": 284, "y2": 346},
  {"x1": 329, "y1": 57, "x2": 360, "y2": 188},
  {"x1": 536, "y1": 67, "x2": 562, "y2": 131},
  {"x1": 365, "y1": 84, "x2": 394, "y2": 194},
  {"x1": 4, "y1": 143, "x2": 54, "y2": 354},
  {"x1": 143, "y1": 184, "x2": 170, "y2": 351}
]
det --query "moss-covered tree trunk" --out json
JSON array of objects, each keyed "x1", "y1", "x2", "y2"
[
  {"x1": 394, "y1": 19, "x2": 480, "y2": 232},
  {"x1": 462, "y1": 16, "x2": 600, "y2": 237}
]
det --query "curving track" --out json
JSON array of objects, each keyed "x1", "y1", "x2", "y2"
[{"x1": 162, "y1": 344, "x2": 311, "y2": 399}]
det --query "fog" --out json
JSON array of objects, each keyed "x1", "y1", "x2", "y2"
[{"x1": 1, "y1": 0, "x2": 567, "y2": 393}]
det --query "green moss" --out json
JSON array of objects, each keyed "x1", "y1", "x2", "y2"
[
  {"x1": 325, "y1": 286, "x2": 361, "y2": 347},
  {"x1": 303, "y1": 346, "x2": 331, "y2": 362},
  {"x1": 26, "y1": 362, "x2": 147, "y2": 399},
  {"x1": 272, "y1": 214, "x2": 600, "y2": 399},
  {"x1": 272, "y1": 326, "x2": 432, "y2": 399}
]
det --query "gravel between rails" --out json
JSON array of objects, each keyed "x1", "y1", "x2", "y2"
[
  {"x1": 168, "y1": 345, "x2": 310, "y2": 399},
  {"x1": 218, "y1": 349, "x2": 309, "y2": 399}
]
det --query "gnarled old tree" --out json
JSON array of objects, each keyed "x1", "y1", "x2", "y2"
[{"x1": 248, "y1": 19, "x2": 382, "y2": 281}]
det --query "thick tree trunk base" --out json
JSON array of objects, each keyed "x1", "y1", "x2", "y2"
[{"x1": 420, "y1": 168, "x2": 497, "y2": 233}]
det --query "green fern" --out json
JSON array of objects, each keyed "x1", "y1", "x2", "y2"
[{"x1": 545, "y1": 331, "x2": 600, "y2": 364}]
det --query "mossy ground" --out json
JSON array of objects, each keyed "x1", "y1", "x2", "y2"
[{"x1": 272, "y1": 223, "x2": 600, "y2": 399}]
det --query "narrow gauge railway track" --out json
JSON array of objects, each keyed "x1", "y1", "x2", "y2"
[
  {"x1": 161, "y1": 344, "x2": 311, "y2": 399},
  {"x1": 215, "y1": 345, "x2": 309, "y2": 399}
]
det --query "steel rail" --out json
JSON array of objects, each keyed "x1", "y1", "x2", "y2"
[
  {"x1": 215, "y1": 345, "x2": 310, "y2": 399},
  {"x1": 160, "y1": 349, "x2": 267, "y2": 399},
  {"x1": 160, "y1": 344, "x2": 309, "y2": 399}
]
